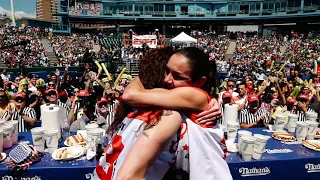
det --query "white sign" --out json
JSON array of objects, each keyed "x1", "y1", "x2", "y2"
[
  {"x1": 239, "y1": 167, "x2": 271, "y2": 177},
  {"x1": 305, "y1": 163, "x2": 320, "y2": 173},
  {"x1": 2, "y1": 176, "x2": 41, "y2": 180},
  {"x1": 85, "y1": 173, "x2": 94, "y2": 179},
  {"x1": 265, "y1": 148, "x2": 293, "y2": 154},
  {"x1": 281, "y1": 141, "x2": 302, "y2": 145},
  {"x1": 132, "y1": 35, "x2": 157, "y2": 48}
]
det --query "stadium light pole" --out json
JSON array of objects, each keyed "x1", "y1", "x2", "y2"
[{"x1": 10, "y1": 0, "x2": 16, "y2": 26}]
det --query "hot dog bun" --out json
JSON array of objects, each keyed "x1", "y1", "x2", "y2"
[
  {"x1": 57, "y1": 148, "x2": 68, "y2": 159},
  {"x1": 305, "y1": 141, "x2": 320, "y2": 150}
]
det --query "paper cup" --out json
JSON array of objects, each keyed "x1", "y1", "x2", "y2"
[
  {"x1": 6, "y1": 121, "x2": 19, "y2": 144},
  {"x1": 87, "y1": 128, "x2": 105, "y2": 144},
  {"x1": 253, "y1": 134, "x2": 270, "y2": 160},
  {"x1": 227, "y1": 122, "x2": 239, "y2": 142},
  {"x1": 0, "y1": 120, "x2": 6, "y2": 126},
  {"x1": 306, "y1": 112, "x2": 318, "y2": 122},
  {"x1": 0, "y1": 128, "x2": 3, "y2": 153},
  {"x1": 252, "y1": 152, "x2": 263, "y2": 160},
  {"x1": 2, "y1": 125, "x2": 13, "y2": 149},
  {"x1": 31, "y1": 127, "x2": 46, "y2": 152},
  {"x1": 237, "y1": 130, "x2": 252, "y2": 155},
  {"x1": 241, "y1": 136, "x2": 256, "y2": 162},
  {"x1": 306, "y1": 121, "x2": 319, "y2": 140},
  {"x1": 287, "y1": 114, "x2": 298, "y2": 133},
  {"x1": 275, "y1": 115, "x2": 286, "y2": 131},
  {"x1": 296, "y1": 122, "x2": 308, "y2": 142},
  {"x1": 44, "y1": 129, "x2": 59, "y2": 153}
]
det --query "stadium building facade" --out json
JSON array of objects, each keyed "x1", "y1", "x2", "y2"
[{"x1": 54, "y1": 0, "x2": 320, "y2": 35}]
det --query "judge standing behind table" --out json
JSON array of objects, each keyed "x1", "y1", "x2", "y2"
[
  {"x1": 239, "y1": 95, "x2": 270, "y2": 128},
  {"x1": 291, "y1": 94, "x2": 316, "y2": 122},
  {"x1": 1, "y1": 92, "x2": 36, "y2": 132}
]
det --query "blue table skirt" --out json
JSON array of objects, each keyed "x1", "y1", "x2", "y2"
[
  {"x1": 1, "y1": 128, "x2": 320, "y2": 180},
  {"x1": 0, "y1": 133, "x2": 98, "y2": 180},
  {"x1": 226, "y1": 128, "x2": 320, "y2": 180}
]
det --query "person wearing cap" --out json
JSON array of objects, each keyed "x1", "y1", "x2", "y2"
[
  {"x1": 58, "y1": 90, "x2": 69, "y2": 105},
  {"x1": 96, "y1": 97, "x2": 114, "y2": 130},
  {"x1": 292, "y1": 94, "x2": 316, "y2": 121},
  {"x1": 239, "y1": 95, "x2": 270, "y2": 128},
  {"x1": 68, "y1": 90, "x2": 88, "y2": 124},
  {"x1": 217, "y1": 92, "x2": 235, "y2": 125},
  {"x1": 286, "y1": 97, "x2": 297, "y2": 112},
  {"x1": 45, "y1": 89, "x2": 69, "y2": 111},
  {"x1": 1, "y1": 92, "x2": 36, "y2": 132}
]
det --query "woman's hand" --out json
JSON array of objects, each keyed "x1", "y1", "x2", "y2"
[{"x1": 196, "y1": 98, "x2": 222, "y2": 126}]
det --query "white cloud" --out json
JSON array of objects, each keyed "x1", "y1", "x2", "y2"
[{"x1": 0, "y1": 6, "x2": 36, "y2": 19}]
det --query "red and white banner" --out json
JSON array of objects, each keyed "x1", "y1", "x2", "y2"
[{"x1": 132, "y1": 35, "x2": 157, "y2": 48}]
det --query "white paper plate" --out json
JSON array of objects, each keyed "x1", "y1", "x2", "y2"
[
  {"x1": 64, "y1": 136, "x2": 86, "y2": 147},
  {"x1": 0, "y1": 153, "x2": 6, "y2": 161},
  {"x1": 272, "y1": 133, "x2": 296, "y2": 142},
  {"x1": 303, "y1": 140, "x2": 320, "y2": 152},
  {"x1": 52, "y1": 147, "x2": 85, "y2": 161}
]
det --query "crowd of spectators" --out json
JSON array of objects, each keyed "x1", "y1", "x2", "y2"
[
  {"x1": 49, "y1": 34, "x2": 99, "y2": 66},
  {"x1": 0, "y1": 26, "x2": 49, "y2": 68},
  {"x1": 218, "y1": 31, "x2": 320, "y2": 129}
]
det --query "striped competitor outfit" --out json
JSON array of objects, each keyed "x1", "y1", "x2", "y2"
[
  {"x1": 1, "y1": 107, "x2": 36, "y2": 132},
  {"x1": 291, "y1": 108, "x2": 316, "y2": 122},
  {"x1": 239, "y1": 108, "x2": 270, "y2": 126}
]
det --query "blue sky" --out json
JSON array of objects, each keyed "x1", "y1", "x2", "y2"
[{"x1": 0, "y1": 0, "x2": 36, "y2": 14}]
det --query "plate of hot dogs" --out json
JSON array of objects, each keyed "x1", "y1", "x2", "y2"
[
  {"x1": 314, "y1": 129, "x2": 320, "y2": 139},
  {"x1": 302, "y1": 140, "x2": 320, "y2": 152},
  {"x1": 64, "y1": 133, "x2": 86, "y2": 147},
  {"x1": 272, "y1": 131, "x2": 296, "y2": 142},
  {"x1": 52, "y1": 147, "x2": 85, "y2": 161}
]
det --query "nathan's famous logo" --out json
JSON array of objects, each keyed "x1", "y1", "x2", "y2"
[
  {"x1": 305, "y1": 163, "x2": 320, "y2": 173},
  {"x1": 34, "y1": 136, "x2": 42, "y2": 142},
  {"x1": 239, "y1": 167, "x2": 271, "y2": 177},
  {"x1": 2, "y1": 176, "x2": 41, "y2": 180},
  {"x1": 228, "y1": 129, "x2": 236, "y2": 134},
  {"x1": 85, "y1": 173, "x2": 94, "y2": 179},
  {"x1": 2, "y1": 132, "x2": 10, "y2": 138},
  {"x1": 265, "y1": 148, "x2": 293, "y2": 154},
  {"x1": 278, "y1": 121, "x2": 285, "y2": 125}
]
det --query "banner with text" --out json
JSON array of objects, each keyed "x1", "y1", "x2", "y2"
[{"x1": 132, "y1": 35, "x2": 157, "y2": 48}]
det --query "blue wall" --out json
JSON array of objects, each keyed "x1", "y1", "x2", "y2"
[{"x1": 28, "y1": 20, "x2": 52, "y2": 28}]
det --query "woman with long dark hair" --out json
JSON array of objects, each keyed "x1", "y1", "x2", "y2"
[{"x1": 92, "y1": 47, "x2": 231, "y2": 180}]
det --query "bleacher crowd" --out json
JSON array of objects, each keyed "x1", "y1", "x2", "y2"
[
  {"x1": 0, "y1": 26, "x2": 49, "y2": 68},
  {"x1": 0, "y1": 26, "x2": 319, "y2": 179}
]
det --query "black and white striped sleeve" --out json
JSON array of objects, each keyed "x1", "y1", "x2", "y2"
[
  {"x1": 23, "y1": 107, "x2": 36, "y2": 120},
  {"x1": 1, "y1": 110, "x2": 9, "y2": 119},
  {"x1": 239, "y1": 109, "x2": 247, "y2": 124},
  {"x1": 264, "y1": 110, "x2": 270, "y2": 124}
]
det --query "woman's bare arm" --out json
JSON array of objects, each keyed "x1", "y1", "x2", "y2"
[
  {"x1": 123, "y1": 77, "x2": 208, "y2": 111},
  {"x1": 116, "y1": 110, "x2": 181, "y2": 180}
]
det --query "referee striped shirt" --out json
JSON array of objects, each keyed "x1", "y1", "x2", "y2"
[
  {"x1": 290, "y1": 108, "x2": 316, "y2": 122},
  {"x1": 217, "y1": 104, "x2": 224, "y2": 125},
  {"x1": 1, "y1": 107, "x2": 36, "y2": 132},
  {"x1": 239, "y1": 108, "x2": 270, "y2": 126},
  {"x1": 57, "y1": 101, "x2": 69, "y2": 110}
]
